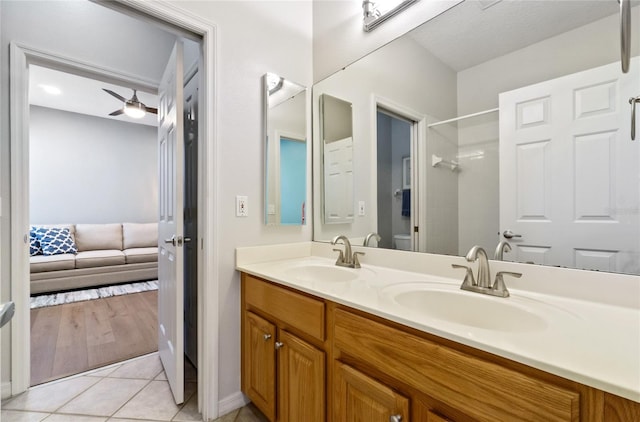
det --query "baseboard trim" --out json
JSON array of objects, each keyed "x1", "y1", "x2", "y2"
[
  {"x1": 217, "y1": 391, "x2": 249, "y2": 419},
  {"x1": 2, "y1": 381, "x2": 12, "y2": 400}
]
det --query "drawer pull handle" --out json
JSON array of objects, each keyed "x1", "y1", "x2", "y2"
[
  {"x1": 263, "y1": 334, "x2": 271, "y2": 341},
  {"x1": 390, "y1": 415, "x2": 402, "y2": 422},
  {"x1": 275, "y1": 341, "x2": 284, "y2": 349}
]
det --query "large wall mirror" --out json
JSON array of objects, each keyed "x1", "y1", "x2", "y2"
[
  {"x1": 312, "y1": 1, "x2": 640, "y2": 275},
  {"x1": 264, "y1": 73, "x2": 307, "y2": 225}
]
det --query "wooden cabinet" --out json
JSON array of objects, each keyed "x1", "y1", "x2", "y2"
[
  {"x1": 243, "y1": 311, "x2": 276, "y2": 420},
  {"x1": 240, "y1": 272, "x2": 640, "y2": 422},
  {"x1": 241, "y1": 274, "x2": 326, "y2": 422},
  {"x1": 333, "y1": 308, "x2": 579, "y2": 422},
  {"x1": 334, "y1": 361, "x2": 409, "y2": 422},
  {"x1": 278, "y1": 330, "x2": 325, "y2": 422},
  {"x1": 426, "y1": 411, "x2": 454, "y2": 422}
]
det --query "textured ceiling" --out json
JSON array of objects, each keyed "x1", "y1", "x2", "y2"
[{"x1": 409, "y1": 0, "x2": 621, "y2": 72}]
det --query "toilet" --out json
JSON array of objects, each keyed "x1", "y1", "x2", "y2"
[{"x1": 393, "y1": 234, "x2": 411, "y2": 251}]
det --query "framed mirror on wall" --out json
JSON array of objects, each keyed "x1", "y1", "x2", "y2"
[
  {"x1": 312, "y1": 1, "x2": 640, "y2": 275},
  {"x1": 263, "y1": 73, "x2": 307, "y2": 226}
]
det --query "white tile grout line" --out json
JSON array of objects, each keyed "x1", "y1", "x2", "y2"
[
  {"x1": 47, "y1": 378, "x2": 198, "y2": 421},
  {"x1": 4, "y1": 352, "x2": 201, "y2": 422},
  {"x1": 2, "y1": 352, "x2": 161, "y2": 414}
]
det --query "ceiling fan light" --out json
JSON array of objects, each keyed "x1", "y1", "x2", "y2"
[
  {"x1": 124, "y1": 102, "x2": 146, "y2": 119},
  {"x1": 39, "y1": 84, "x2": 61, "y2": 95}
]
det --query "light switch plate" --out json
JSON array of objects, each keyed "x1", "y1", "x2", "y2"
[
  {"x1": 358, "y1": 201, "x2": 365, "y2": 216},
  {"x1": 236, "y1": 195, "x2": 248, "y2": 217}
]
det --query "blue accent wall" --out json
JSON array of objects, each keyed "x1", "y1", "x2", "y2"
[{"x1": 280, "y1": 138, "x2": 306, "y2": 224}]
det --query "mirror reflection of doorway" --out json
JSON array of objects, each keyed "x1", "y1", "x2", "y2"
[{"x1": 376, "y1": 109, "x2": 414, "y2": 250}]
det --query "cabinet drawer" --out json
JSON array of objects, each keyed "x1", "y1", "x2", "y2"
[
  {"x1": 334, "y1": 309, "x2": 579, "y2": 422},
  {"x1": 244, "y1": 275, "x2": 325, "y2": 341}
]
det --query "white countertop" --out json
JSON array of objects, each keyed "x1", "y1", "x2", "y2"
[{"x1": 236, "y1": 242, "x2": 640, "y2": 403}]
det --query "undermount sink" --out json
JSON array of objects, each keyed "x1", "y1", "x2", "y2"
[
  {"x1": 283, "y1": 264, "x2": 374, "y2": 283},
  {"x1": 381, "y1": 282, "x2": 552, "y2": 332}
]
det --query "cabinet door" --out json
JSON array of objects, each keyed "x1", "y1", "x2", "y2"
[
  {"x1": 427, "y1": 410, "x2": 454, "y2": 422},
  {"x1": 334, "y1": 361, "x2": 409, "y2": 422},
  {"x1": 277, "y1": 330, "x2": 325, "y2": 422},
  {"x1": 243, "y1": 311, "x2": 276, "y2": 421}
]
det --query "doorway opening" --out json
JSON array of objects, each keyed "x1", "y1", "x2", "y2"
[
  {"x1": 9, "y1": 0, "x2": 215, "y2": 417},
  {"x1": 28, "y1": 66, "x2": 162, "y2": 387},
  {"x1": 375, "y1": 103, "x2": 422, "y2": 251},
  {"x1": 376, "y1": 108, "x2": 414, "y2": 250}
]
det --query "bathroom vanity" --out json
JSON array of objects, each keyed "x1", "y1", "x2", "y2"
[{"x1": 237, "y1": 243, "x2": 640, "y2": 422}]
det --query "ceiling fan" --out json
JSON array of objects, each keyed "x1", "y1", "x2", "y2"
[{"x1": 103, "y1": 88, "x2": 157, "y2": 119}]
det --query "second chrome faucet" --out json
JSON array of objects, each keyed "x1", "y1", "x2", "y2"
[
  {"x1": 332, "y1": 235, "x2": 364, "y2": 268},
  {"x1": 453, "y1": 245, "x2": 521, "y2": 298}
]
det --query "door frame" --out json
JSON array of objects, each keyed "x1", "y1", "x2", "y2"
[
  {"x1": 371, "y1": 95, "x2": 427, "y2": 252},
  {"x1": 8, "y1": 2, "x2": 219, "y2": 420}
]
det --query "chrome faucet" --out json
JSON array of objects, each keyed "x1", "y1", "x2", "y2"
[
  {"x1": 331, "y1": 235, "x2": 364, "y2": 268},
  {"x1": 466, "y1": 245, "x2": 491, "y2": 288},
  {"x1": 363, "y1": 232, "x2": 381, "y2": 247},
  {"x1": 451, "y1": 245, "x2": 521, "y2": 298},
  {"x1": 494, "y1": 240, "x2": 512, "y2": 260}
]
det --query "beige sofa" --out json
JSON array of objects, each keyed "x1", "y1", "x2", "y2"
[{"x1": 30, "y1": 223, "x2": 158, "y2": 294}]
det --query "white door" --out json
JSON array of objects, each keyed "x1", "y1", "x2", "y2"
[
  {"x1": 158, "y1": 41, "x2": 185, "y2": 404},
  {"x1": 324, "y1": 136, "x2": 354, "y2": 223},
  {"x1": 500, "y1": 58, "x2": 639, "y2": 274}
]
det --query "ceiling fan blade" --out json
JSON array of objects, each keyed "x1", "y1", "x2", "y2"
[
  {"x1": 144, "y1": 106, "x2": 158, "y2": 114},
  {"x1": 109, "y1": 109, "x2": 125, "y2": 116},
  {"x1": 103, "y1": 88, "x2": 127, "y2": 102}
]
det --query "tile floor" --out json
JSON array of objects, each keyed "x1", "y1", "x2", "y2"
[{"x1": 2, "y1": 353, "x2": 266, "y2": 422}]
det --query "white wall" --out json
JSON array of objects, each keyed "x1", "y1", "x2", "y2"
[
  {"x1": 0, "y1": 0, "x2": 176, "y2": 393},
  {"x1": 29, "y1": 106, "x2": 157, "y2": 225}
]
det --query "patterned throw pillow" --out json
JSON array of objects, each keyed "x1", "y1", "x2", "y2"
[
  {"x1": 29, "y1": 226, "x2": 42, "y2": 256},
  {"x1": 35, "y1": 227, "x2": 78, "y2": 256}
]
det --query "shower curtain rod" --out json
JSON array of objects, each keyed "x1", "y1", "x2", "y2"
[{"x1": 428, "y1": 107, "x2": 499, "y2": 128}]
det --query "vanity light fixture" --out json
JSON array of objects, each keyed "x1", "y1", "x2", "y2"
[{"x1": 363, "y1": 0, "x2": 418, "y2": 32}]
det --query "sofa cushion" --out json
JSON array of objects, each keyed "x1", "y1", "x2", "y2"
[
  {"x1": 75, "y1": 224, "x2": 123, "y2": 251},
  {"x1": 30, "y1": 254, "x2": 76, "y2": 273},
  {"x1": 29, "y1": 227, "x2": 42, "y2": 256},
  {"x1": 75, "y1": 250, "x2": 125, "y2": 269},
  {"x1": 36, "y1": 227, "x2": 78, "y2": 256},
  {"x1": 124, "y1": 247, "x2": 158, "y2": 264},
  {"x1": 123, "y1": 223, "x2": 158, "y2": 249}
]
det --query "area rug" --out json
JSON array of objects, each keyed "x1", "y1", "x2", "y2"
[{"x1": 30, "y1": 280, "x2": 158, "y2": 309}]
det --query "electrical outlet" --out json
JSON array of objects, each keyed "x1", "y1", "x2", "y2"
[
  {"x1": 236, "y1": 195, "x2": 248, "y2": 217},
  {"x1": 358, "y1": 201, "x2": 365, "y2": 216}
]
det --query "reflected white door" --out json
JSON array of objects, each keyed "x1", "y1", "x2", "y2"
[
  {"x1": 500, "y1": 58, "x2": 639, "y2": 274},
  {"x1": 158, "y1": 41, "x2": 185, "y2": 404},
  {"x1": 324, "y1": 136, "x2": 354, "y2": 223}
]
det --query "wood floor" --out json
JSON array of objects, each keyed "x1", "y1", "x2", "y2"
[{"x1": 30, "y1": 290, "x2": 158, "y2": 386}]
